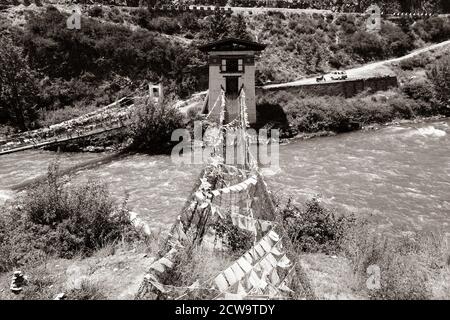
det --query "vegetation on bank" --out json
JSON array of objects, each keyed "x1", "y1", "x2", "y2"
[
  {"x1": 1, "y1": 4, "x2": 450, "y2": 133},
  {"x1": 0, "y1": 162, "x2": 147, "y2": 273},
  {"x1": 275, "y1": 196, "x2": 449, "y2": 300},
  {"x1": 0, "y1": 162, "x2": 448, "y2": 299},
  {"x1": 257, "y1": 52, "x2": 450, "y2": 137},
  {"x1": 127, "y1": 98, "x2": 185, "y2": 154}
]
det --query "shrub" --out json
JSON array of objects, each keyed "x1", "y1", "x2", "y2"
[
  {"x1": 88, "y1": 6, "x2": 103, "y2": 18},
  {"x1": 0, "y1": 36, "x2": 40, "y2": 130},
  {"x1": 349, "y1": 31, "x2": 385, "y2": 61},
  {"x1": 0, "y1": 162, "x2": 143, "y2": 271},
  {"x1": 212, "y1": 218, "x2": 253, "y2": 253},
  {"x1": 399, "y1": 54, "x2": 431, "y2": 70},
  {"x1": 128, "y1": 98, "x2": 184, "y2": 154},
  {"x1": 148, "y1": 17, "x2": 181, "y2": 35},
  {"x1": 381, "y1": 23, "x2": 414, "y2": 57},
  {"x1": 427, "y1": 55, "x2": 450, "y2": 108},
  {"x1": 413, "y1": 16, "x2": 450, "y2": 43},
  {"x1": 401, "y1": 80, "x2": 434, "y2": 104},
  {"x1": 279, "y1": 197, "x2": 356, "y2": 254}
]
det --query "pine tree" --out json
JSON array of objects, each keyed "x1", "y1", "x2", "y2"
[
  {"x1": 231, "y1": 14, "x2": 252, "y2": 41},
  {"x1": 209, "y1": 8, "x2": 230, "y2": 41}
]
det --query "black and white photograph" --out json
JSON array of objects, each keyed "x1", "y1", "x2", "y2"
[{"x1": 0, "y1": 0, "x2": 449, "y2": 309}]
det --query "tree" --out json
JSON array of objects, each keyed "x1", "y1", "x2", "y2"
[
  {"x1": 231, "y1": 14, "x2": 252, "y2": 41},
  {"x1": 208, "y1": 8, "x2": 230, "y2": 41},
  {"x1": 427, "y1": 55, "x2": 450, "y2": 108},
  {"x1": 0, "y1": 36, "x2": 40, "y2": 131}
]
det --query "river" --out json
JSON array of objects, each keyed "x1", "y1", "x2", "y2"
[{"x1": 1, "y1": 119, "x2": 449, "y2": 233}]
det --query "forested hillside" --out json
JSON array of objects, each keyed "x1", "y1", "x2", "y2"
[{"x1": 1, "y1": 4, "x2": 449, "y2": 131}]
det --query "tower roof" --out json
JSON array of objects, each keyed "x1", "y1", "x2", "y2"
[{"x1": 199, "y1": 38, "x2": 266, "y2": 53}]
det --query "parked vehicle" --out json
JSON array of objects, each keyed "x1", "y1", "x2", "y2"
[
  {"x1": 330, "y1": 71, "x2": 348, "y2": 80},
  {"x1": 316, "y1": 75, "x2": 326, "y2": 82}
]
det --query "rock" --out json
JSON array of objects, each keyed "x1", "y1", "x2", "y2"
[
  {"x1": 10, "y1": 271, "x2": 28, "y2": 294},
  {"x1": 54, "y1": 293, "x2": 66, "y2": 300}
]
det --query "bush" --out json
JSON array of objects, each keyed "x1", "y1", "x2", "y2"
[
  {"x1": 279, "y1": 197, "x2": 356, "y2": 254},
  {"x1": 257, "y1": 90, "x2": 439, "y2": 136},
  {"x1": 88, "y1": 6, "x2": 103, "y2": 18},
  {"x1": 427, "y1": 55, "x2": 450, "y2": 108},
  {"x1": 147, "y1": 17, "x2": 181, "y2": 35},
  {"x1": 413, "y1": 16, "x2": 450, "y2": 43},
  {"x1": 349, "y1": 31, "x2": 385, "y2": 61},
  {"x1": 399, "y1": 54, "x2": 431, "y2": 70},
  {"x1": 0, "y1": 36, "x2": 40, "y2": 130},
  {"x1": 128, "y1": 98, "x2": 184, "y2": 154},
  {"x1": 381, "y1": 23, "x2": 414, "y2": 57},
  {"x1": 212, "y1": 218, "x2": 253, "y2": 253},
  {"x1": 401, "y1": 80, "x2": 434, "y2": 104},
  {"x1": 0, "y1": 162, "x2": 143, "y2": 271}
]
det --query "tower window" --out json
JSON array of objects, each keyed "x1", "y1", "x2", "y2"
[
  {"x1": 221, "y1": 58, "x2": 244, "y2": 73},
  {"x1": 221, "y1": 59, "x2": 227, "y2": 72}
]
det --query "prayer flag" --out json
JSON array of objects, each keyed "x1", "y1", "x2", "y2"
[
  {"x1": 237, "y1": 257, "x2": 252, "y2": 273},
  {"x1": 159, "y1": 257, "x2": 173, "y2": 268},
  {"x1": 214, "y1": 274, "x2": 229, "y2": 292},
  {"x1": 149, "y1": 261, "x2": 165, "y2": 273},
  {"x1": 223, "y1": 268, "x2": 237, "y2": 286},
  {"x1": 277, "y1": 255, "x2": 292, "y2": 269},
  {"x1": 231, "y1": 263, "x2": 245, "y2": 281}
]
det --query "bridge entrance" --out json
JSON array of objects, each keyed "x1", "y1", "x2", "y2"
[
  {"x1": 199, "y1": 38, "x2": 266, "y2": 125},
  {"x1": 225, "y1": 76, "x2": 239, "y2": 99}
]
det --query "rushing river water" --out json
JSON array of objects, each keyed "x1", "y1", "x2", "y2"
[{"x1": 0, "y1": 119, "x2": 449, "y2": 233}]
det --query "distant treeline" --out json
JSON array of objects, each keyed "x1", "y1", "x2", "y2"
[{"x1": 1, "y1": 0, "x2": 450, "y2": 13}]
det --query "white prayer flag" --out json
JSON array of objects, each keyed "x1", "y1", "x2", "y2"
[
  {"x1": 149, "y1": 261, "x2": 165, "y2": 273},
  {"x1": 231, "y1": 263, "x2": 245, "y2": 281},
  {"x1": 271, "y1": 242, "x2": 284, "y2": 256},
  {"x1": 237, "y1": 257, "x2": 252, "y2": 273},
  {"x1": 268, "y1": 230, "x2": 280, "y2": 242},
  {"x1": 254, "y1": 244, "x2": 265, "y2": 257},
  {"x1": 267, "y1": 253, "x2": 278, "y2": 268},
  {"x1": 277, "y1": 255, "x2": 292, "y2": 269},
  {"x1": 236, "y1": 281, "x2": 247, "y2": 295},
  {"x1": 159, "y1": 257, "x2": 173, "y2": 268},
  {"x1": 243, "y1": 253, "x2": 253, "y2": 264},
  {"x1": 229, "y1": 185, "x2": 239, "y2": 192},
  {"x1": 248, "y1": 271, "x2": 260, "y2": 289},
  {"x1": 260, "y1": 238, "x2": 272, "y2": 253},
  {"x1": 278, "y1": 281, "x2": 294, "y2": 293},
  {"x1": 223, "y1": 268, "x2": 237, "y2": 286},
  {"x1": 214, "y1": 274, "x2": 229, "y2": 292},
  {"x1": 270, "y1": 269, "x2": 280, "y2": 285},
  {"x1": 195, "y1": 191, "x2": 205, "y2": 201}
]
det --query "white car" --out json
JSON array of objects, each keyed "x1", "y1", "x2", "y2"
[{"x1": 330, "y1": 71, "x2": 348, "y2": 80}]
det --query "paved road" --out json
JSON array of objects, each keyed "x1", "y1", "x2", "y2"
[{"x1": 263, "y1": 39, "x2": 450, "y2": 89}]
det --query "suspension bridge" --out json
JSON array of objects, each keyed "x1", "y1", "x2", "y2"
[{"x1": 136, "y1": 88, "x2": 315, "y2": 300}]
